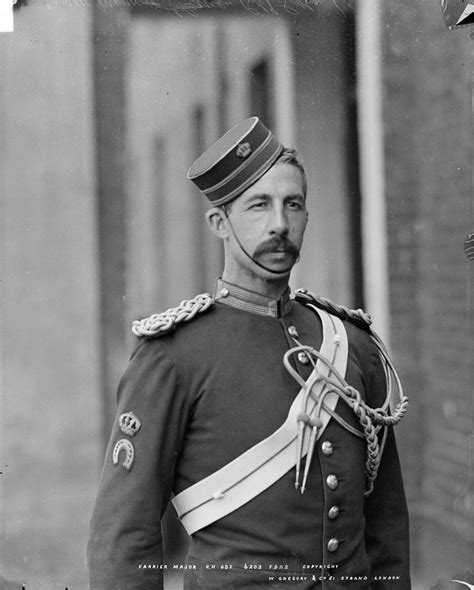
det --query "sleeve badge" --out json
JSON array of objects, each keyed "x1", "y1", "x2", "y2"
[
  {"x1": 119, "y1": 411, "x2": 141, "y2": 437},
  {"x1": 113, "y1": 439, "x2": 135, "y2": 470}
]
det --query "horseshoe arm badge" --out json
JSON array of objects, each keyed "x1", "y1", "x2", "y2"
[{"x1": 113, "y1": 438, "x2": 135, "y2": 470}]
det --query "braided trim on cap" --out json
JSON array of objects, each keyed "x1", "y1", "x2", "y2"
[
  {"x1": 294, "y1": 289, "x2": 372, "y2": 331},
  {"x1": 132, "y1": 293, "x2": 214, "y2": 338}
]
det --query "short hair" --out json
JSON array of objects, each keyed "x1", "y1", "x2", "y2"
[
  {"x1": 276, "y1": 147, "x2": 307, "y2": 199},
  {"x1": 220, "y1": 146, "x2": 307, "y2": 214}
]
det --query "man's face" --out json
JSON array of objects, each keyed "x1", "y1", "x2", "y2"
[{"x1": 224, "y1": 162, "x2": 308, "y2": 279}]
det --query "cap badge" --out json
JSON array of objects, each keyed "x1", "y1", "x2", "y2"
[
  {"x1": 119, "y1": 411, "x2": 141, "y2": 437},
  {"x1": 236, "y1": 142, "x2": 252, "y2": 158},
  {"x1": 112, "y1": 438, "x2": 135, "y2": 470}
]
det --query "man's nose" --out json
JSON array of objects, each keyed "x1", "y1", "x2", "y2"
[{"x1": 269, "y1": 205, "x2": 289, "y2": 236}]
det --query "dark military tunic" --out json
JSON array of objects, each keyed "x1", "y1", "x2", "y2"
[{"x1": 87, "y1": 280, "x2": 410, "y2": 589}]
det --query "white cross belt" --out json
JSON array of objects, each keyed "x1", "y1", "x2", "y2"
[{"x1": 172, "y1": 308, "x2": 348, "y2": 535}]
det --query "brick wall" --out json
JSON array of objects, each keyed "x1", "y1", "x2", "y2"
[{"x1": 382, "y1": 0, "x2": 472, "y2": 581}]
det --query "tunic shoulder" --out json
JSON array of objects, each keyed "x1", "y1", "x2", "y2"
[
  {"x1": 294, "y1": 289, "x2": 373, "y2": 333},
  {"x1": 131, "y1": 293, "x2": 215, "y2": 339},
  {"x1": 294, "y1": 288, "x2": 408, "y2": 417}
]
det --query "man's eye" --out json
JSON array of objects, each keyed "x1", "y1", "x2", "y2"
[
  {"x1": 288, "y1": 201, "x2": 303, "y2": 210},
  {"x1": 250, "y1": 202, "x2": 267, "y2": 209}
]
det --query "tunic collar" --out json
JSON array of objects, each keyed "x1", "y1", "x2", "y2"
[{"x1": 214, "y1": 278, "x2": 293, "y2": 318}]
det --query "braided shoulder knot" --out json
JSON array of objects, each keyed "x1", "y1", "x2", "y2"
[
  {"x1": 131, "y1": 293, "x2": 214, "y2": 338},
  {"x1": 295, "y1": 288, "x2": 408, "y2": 447},
  {"x1": 294, "y1": 289, "x2": 372, "y2": 331}
]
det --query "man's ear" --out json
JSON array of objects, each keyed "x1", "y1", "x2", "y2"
[{"x1": 206, "y1": 207, "x2": 229, "y2": 239}]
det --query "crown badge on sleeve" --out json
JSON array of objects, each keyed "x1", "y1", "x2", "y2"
[
  {"x1": 236, "y1": 142, "x2": 252, "y2": 158},
  {"x1": 119, "y1": 411, "x2": 141, "y2": 437}
]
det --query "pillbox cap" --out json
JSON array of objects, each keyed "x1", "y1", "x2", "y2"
[{"x1": 187, "y1": 117, "x2": 284, "y2": 206}]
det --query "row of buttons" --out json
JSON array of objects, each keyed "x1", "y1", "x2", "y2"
[
  {"x1": 287, "y1": 327, "x2": 311, "y2": 366},
  {"x1": 322, "y1": 440, "x2": 341, "y2": 554},
  {"x1": 288, "y1": 326, "x2": 340, "y2": 366},
  {"x1": 288, "y1": 324, "x2": 342, "y2": 556}
]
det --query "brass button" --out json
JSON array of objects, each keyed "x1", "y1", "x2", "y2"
[
  {"x1": 326, "y1": 474, "x2": 338, "y2": 490},
  {"x1": 328, "y1": 505, "x2": 340, "y2": 520},
  {"x1": 220, "y1": 288, "x2": 229, "y2": 298},
  {"x1": 327, "y1": 538, "x2": 339, "y2": 552},
  {"x1": 321, "y1": 441, "x2": 333, "y2": 456},
  {"x1": 288, "y1": 326, "x2": 299, "y2": 338},
  {"x1": 297, "y1": 351, "x2": 310, "y2": 365}
]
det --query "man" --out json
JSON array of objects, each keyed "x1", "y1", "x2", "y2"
[{"x1": 88, "y1": 117, "x2": 410, "y2": 589}]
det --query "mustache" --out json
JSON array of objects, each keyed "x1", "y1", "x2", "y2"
[{"x1": 252, "y1": 236, "x2": 300, "y2": 259}]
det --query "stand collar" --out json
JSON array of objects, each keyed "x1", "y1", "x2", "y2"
[{"x1": 214, "y1": 278, "x2": 293, "y2": 318}]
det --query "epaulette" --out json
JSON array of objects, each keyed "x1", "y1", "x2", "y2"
[
  {"x1": 131, "y1": 293, "x2": 214, "y2": 338},
  {"x1": 294, "y1": 289, "x2": 372, "y2": 332}
]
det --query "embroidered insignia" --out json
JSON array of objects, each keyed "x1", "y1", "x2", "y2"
[
  {"x1": 119, "y1": 411, "x2": 141, "y2": 437},
  {"x1": 236, "y1": 142, "x2": 252, "y2": 158},
  {"x1": 112, "y1": 439, "x2": 135, "y2": 470}
]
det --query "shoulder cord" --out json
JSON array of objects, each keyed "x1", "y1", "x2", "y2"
[
  {"x1": 131, "y1": 293, "x2": 214, "y2": 338},
  {"x1": 285, "y1": 309, "x2": 408, "y2": 496},
  {"x1": 295, "y1": 289, "x2": 373, "y2": 331}
]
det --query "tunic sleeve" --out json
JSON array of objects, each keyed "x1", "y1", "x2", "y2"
[
  {"x1": 87, "y1": 339, "x2": 189, "y2": 590},
  {"x1": 363, "y1": 348, "x2": 411, "y2": 589}
]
